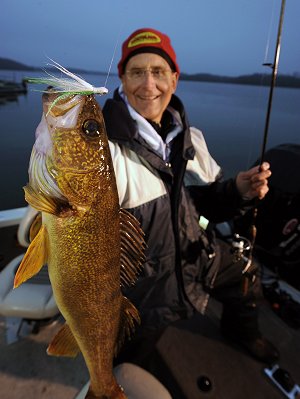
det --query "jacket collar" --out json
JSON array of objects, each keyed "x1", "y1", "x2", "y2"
[{"x1": 102, "y1": 88, "x2": 195, "y2": 161}]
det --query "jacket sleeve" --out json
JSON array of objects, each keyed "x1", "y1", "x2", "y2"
[
  {"x1": 186, "y1": 127, "x2": 253, "y2": 222},
  {"x1": 188, "y1": 178, "x2": 254, "y2": 223}
]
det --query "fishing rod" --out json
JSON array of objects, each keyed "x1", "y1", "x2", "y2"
[
  {"x1": 259, "y1": 0, "x2": 286, "y2": 165},
  {"x1": 240, "y1": 0, "x2": 287, "y2": 294}
]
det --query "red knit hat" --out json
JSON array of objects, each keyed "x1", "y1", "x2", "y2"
[{"x1": 117, "y1": 28, "x2": 180, "y2": 77}]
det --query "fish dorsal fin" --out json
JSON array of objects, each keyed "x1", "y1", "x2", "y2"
[
  {"x1": 14, "y1": 224, "x2": 48, "y2": 288},
  {"x1": 24, "y1": 184, "x2": 71, "y2": 216},
  {"x1": 115, "y1": 296, "x2": 140, "y2": 356},
  {"x1": 119, "y1": 208, "x2": 146, "y2": 287},
  {"x1": 47, "y1": 322, "x2": 80, "y2": 358}
]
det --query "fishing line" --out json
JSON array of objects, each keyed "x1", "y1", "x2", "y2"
[
  {"x1": 104, "y1": 34, "x2": 121, "y2": 88},
  {"x1": 103, "y1": 6, "x2": 129, "y2": 88},
  {"x1": 263, "y1": 0, "x2": 276, "y2": 65}
]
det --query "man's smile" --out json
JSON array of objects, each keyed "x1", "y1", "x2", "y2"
[{"x1": 138, "y1": 95, "x2": 160, "y2": 101}]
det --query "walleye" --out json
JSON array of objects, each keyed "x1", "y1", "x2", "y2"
[{"x1": 14, "y1": 83, "x2": 145, "y2": 398}]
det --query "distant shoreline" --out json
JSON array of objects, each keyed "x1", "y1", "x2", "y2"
[
  {"x1": 180, "y1": 72, "x2": 300, "y2": 89},
  {"x1": 1, "y1": 57, "x2": 299, "y2": 88}
]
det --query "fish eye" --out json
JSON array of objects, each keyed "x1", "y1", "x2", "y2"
[{"x1": 82, "y1": 119, "x2": 101, "y2": 138}]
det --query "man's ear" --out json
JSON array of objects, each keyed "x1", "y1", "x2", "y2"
[{"x1": 172, "y1": 72, "x2": 179, "y2": 92}]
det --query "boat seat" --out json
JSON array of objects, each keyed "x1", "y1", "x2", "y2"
[
  {"x1": 75, "y1": 363, "x2": 172, "y2": 399},
  {"x1": 0, "y1": 255, "x2": 57, "y2": 319},
  {"x1": 0, "y1": 206, "x2": 59, "y2": 342}
]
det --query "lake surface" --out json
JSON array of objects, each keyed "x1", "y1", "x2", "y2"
[{"x1": 1, "y1": 70, "x2": 299, "y2": 210}]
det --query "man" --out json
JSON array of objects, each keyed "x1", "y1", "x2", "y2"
[{"x1": 103, "y1": 27, "x2": 278, "y2": 365}]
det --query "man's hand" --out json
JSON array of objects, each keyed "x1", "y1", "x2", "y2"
[{"x1": 236, "y1": 162, "x2": 271, "y2": 201}]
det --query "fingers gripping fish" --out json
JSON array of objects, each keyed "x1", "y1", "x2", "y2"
[{"x1": 13, "y1": 64, "x2": 145, "y2": 399}]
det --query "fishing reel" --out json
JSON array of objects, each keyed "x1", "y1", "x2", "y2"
[
  {"x1": 230, "y1": 233, "x2": 252, "y2": 264},
  {"x1": 230, "y1": 233, "x2": 258, "y2": 295}
]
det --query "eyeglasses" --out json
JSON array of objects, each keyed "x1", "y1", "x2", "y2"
[{"x1": 125, "y1": 67, "x2": 174, "y2": 81}]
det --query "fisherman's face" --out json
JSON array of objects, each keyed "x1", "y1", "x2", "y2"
[{"x1": 121, "y1": 53, "x2": 178, "y2": 124}]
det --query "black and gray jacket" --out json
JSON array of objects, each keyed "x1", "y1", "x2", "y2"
[{"x1": 103, "y1": 88, "x2": 250, "y2": 328}]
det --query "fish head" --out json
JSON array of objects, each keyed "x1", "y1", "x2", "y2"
[{"x1": 29, "y1": 91, "x2": 114, "y2": 208}]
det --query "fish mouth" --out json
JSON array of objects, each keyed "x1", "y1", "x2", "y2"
[{"x1": 43, "y1": 92, "x2": 83, "y2": 117}]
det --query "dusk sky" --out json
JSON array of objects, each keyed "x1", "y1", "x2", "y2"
[{"x1": 1, "y1": 0, "x2": 299, "y2": 77}]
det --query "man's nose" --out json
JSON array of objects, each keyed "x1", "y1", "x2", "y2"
[{"x1": 142, "y1": 71, "x2": 156, "y2": 86}]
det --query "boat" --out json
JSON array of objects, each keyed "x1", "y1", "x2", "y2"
[
  {"x1": 0, "y1": 196, "x2": 300, "y2": 398},
  {"x1": 0, "y1": 78, "x2": 27, "y2": 97}
]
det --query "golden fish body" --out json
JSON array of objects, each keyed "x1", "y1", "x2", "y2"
[{"x1": 14, "y1": 92, "x2": 144, "y2": 399}]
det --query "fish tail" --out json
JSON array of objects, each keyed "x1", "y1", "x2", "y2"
[{"x1": 85, "y1": 382, "x2": 127, "y2": 398}]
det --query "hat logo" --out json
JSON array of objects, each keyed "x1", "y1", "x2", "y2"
[{"x1": 128, "y1": 32, "x2": 161, "y2": 48}]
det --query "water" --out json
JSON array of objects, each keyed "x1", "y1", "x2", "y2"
[{"x1": 1, "y1": 70, "x2": 299, "y2": 210}]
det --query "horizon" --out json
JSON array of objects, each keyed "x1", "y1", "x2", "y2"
[{"x1": 1, "y1": 55, "x2": 299, "y2": 80}]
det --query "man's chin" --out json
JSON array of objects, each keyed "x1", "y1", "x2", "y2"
[{"x1": 138, "y1": 107, "x2": 162, "y2": 122}]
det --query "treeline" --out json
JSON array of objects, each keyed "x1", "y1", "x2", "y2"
[
  {"x1": 0, "y1": 57, "x2": 32, "y2": 71},
  {"x1": 0, "y1": 57, "x2": 106, "y2": 76},
  {"x1": 180, "y1": 72, "x2": 300, "y2": 88}
]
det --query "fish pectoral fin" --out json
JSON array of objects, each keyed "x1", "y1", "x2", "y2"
[
  {"x1": 115, "y1": 296, "x2": 140, "y2": 356},
  {"x1": 29, "y1": 212, "x2": 43, "y2": 241},
  {"x1": 14, "y1": 224, "x2": 48, "y2": 288},
  {"x1": 119, "y1": 208, "x2": 146, "y2": 287},
  {"x1": 47, "y1": 323, "x2": 80, "y2": 358},
  {"x1": 24, "y1": 184, "x2": 70, "y2": 216}
]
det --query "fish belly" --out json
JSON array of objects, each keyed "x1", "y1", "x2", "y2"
[{"x1": 45, "y1": 204, "x2": 124, "y2": 395}]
